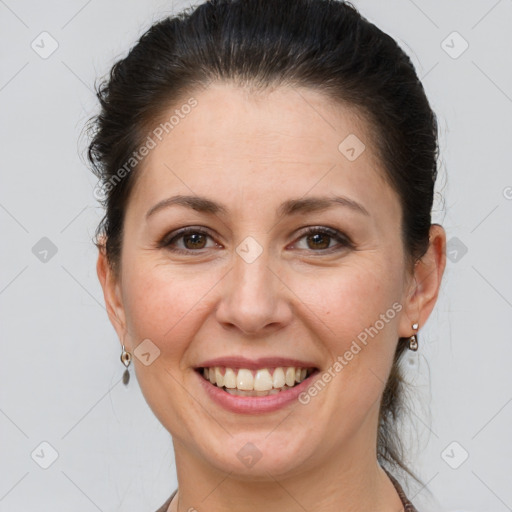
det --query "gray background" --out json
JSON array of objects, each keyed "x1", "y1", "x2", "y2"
[{"x1": 1, "y1": 0, "x2": 511, "y2": 511}]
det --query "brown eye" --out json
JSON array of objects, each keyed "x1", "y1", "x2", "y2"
[
  {"x1": 182, "y1": 232, "x2": 208, "y2": 250},
  {"x1": 160, "y1": 227, "x2": 219, "y2": 253},
  {"x1": 292, "y1": 226, "x2": 353, "y2": 253},
  {"x1": 305, "y1": 232, "x2": 331, "y2": 250}
]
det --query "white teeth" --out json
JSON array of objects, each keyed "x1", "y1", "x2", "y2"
[
  {"x1": 236, "y1": 369, "x2": 254, "y2": 390},
  {"x1": 285, "y1": 367, "x2": 296, "y2": 387},
  {"x1": 225, "y1": 387, "x2": 293, "y2": 397},
  {"x1": 215, "y1": 367, "x2": 224, "y2": 388},
  {"x1": 224, "y1": 368, "x2": 237, "y2": 389},
  {"x1": 200, "y1": 366, "x2": 314, "y2": 392},
  {"x1": 272, "y1": 367, "x2": 285, "y2": 388},
  {"x1": 254, "y1": 369, "x2": 273, "y2": 391}
]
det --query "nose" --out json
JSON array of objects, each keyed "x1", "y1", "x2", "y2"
[{"x1": 215, "y1": 245, "x2": 293, "y2": 335}]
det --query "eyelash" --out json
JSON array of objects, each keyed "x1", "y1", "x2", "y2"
[{"x1": 159, "y1": 226, "x2": 354, "y2": 255}]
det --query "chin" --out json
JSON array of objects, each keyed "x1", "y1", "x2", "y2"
[{"x1": 200, "y1": 431, "x2": 318, "y2": 480}]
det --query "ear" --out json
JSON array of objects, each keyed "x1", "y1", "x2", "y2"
[
  {"x1": 398, "y1": 224, "x2": 447, "y2": 338},
  {"x1": 96, "y1": 237, "x2": 127, "y2": 345}
]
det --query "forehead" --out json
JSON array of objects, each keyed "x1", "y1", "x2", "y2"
[
  {"x1": 146, "y1": 82, "x2": 377, "y2": 167},
  {"x1": 128, "y1": 82, "x2": 397, "y2": 220}
]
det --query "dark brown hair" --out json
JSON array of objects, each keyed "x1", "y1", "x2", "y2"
[{"x1": 87, "y1": 0, "x2": 439, "y2": 486}]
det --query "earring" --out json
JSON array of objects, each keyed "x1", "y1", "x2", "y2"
[
  {"x1": 408, "y1": 322, "x2": 419, "y2": 351},
  {"x1": 120, "y1": 344, "x2": 132, "y2": 385}
]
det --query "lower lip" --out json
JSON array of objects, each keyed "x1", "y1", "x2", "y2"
[{"x1": 195, "y1": 369, "x2": 320, "y2": 414}]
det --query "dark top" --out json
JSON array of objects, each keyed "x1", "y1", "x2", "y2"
[{"x1": 155, "y1": 468, "x2": 418, "y2": 511}]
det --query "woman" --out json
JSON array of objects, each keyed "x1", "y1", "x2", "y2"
[{"x1": 88, "y1": 0, "x2": 446, "y2": 510}]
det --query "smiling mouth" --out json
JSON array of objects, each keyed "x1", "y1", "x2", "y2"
[{"x1": 195, "y1": 366, "x2": 319, "y2": 397}]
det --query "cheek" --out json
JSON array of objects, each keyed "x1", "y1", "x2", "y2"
[
  {"x1": 290, "y1": 260, "x2": 404, "y2": 413},
  {"x1": 292, "y1": 258, "x2": 403, "y2": 346},
  {"x1": 120, "y1": 260, "x2": 219, "y2": 357}
]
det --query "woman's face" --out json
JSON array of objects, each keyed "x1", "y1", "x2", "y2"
[{"x1": 100, "y1": 83, "x2": 430, "y2": 478}]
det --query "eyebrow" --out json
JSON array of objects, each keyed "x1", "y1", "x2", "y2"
[{"x1": 145, "y1": 194, "x2": 370, "y2": 219}]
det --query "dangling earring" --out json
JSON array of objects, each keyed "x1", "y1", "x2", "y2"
[
  {"x1": 120, "y1": 344, "x2": 132, "y2": 385},
  {"x1": 408, "y1": 322, "x2": 419, "y2": 351}
]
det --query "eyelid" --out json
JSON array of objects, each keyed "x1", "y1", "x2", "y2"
[
  {"x1": 158, "y1": 226, "x2": 220, "y2": 251},
  {"x1": 159, "y1": 225, "x2": 353, "y2": 253},
  {"x1": 290, "y1": 226, "x2": 354, "y2": 251}
]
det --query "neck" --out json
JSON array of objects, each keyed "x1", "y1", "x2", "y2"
[{"x1": 168, "y1": 431, "x2": 404, "y2": 512}]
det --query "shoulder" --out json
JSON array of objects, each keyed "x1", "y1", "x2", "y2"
[
  {"x1": 155, "y1": 489, "x2": 177, "y2": 512},
  {"x1": 383, "y1": 468, "x2": 420, "y2": 512}
]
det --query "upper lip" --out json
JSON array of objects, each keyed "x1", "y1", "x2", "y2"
[{"x1": 195, "y1": 356, "x2": 319, "y2": 370}]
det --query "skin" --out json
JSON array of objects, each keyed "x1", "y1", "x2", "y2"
[{"x1": 97, "y1": 82, "x2": 446, "y2": 512}]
